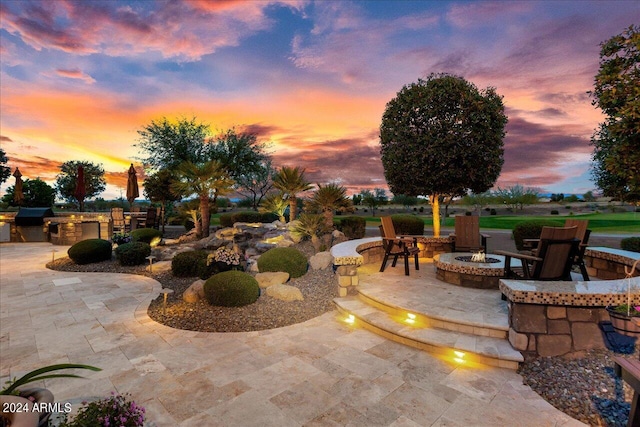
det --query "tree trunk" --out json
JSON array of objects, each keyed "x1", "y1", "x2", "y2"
[
  {"x1": 200, "y1": 194, "x2": 210, "y2": 238},
  {"x1": 289, "y1": 195, "x2": 297, "y2": 221},
  {"x1": 431, "y1": 194, "x2": 441, "y2": 237},
  {"x1": 323, "y1": 209, "x2": 333, "y2": 229}
]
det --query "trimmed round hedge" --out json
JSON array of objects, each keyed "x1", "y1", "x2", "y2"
[
  {"x1": 68, "y1": 239, "x2": 112, "y2": 265},
  {"x1": 131, "y1": 228, "x2": 163, "y2": 244},
  {"x1": 257, "y1": 247, "x2": 308, "y2": 278},
  {"x1": 171, "y1": 250, "x2": 208, "y2": 277},
  {"x1": 621, "y1": 237, "x2": 640, "y2": 253},
  {"x1": 115, "y1": 241, "x2": 151, "y2": 266},
  {"x1": 337, "y1": 216, "x2": 366, "y2": 239},
  {"x1": 204, "y1": 271, "x2": 260, "y2": 307}
]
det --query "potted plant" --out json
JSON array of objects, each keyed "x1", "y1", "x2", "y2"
[{"x1": 607, "y1": 259, "x2": 640, "y2": 336}]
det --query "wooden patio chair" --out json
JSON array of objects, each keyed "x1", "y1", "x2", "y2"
[
  {"x1": 138, "y1": 207, "x2": 158, "y2": 229},
  {"x1": 523, "y1": 219, "x2": 590, "y2": 280},
  {"x1": 379, "y1": 216, "x2": 420, "y2": 276},
  {"x1": 110, "y1": 207, "x2": 127, "y2": 233},
  {"x1": 496, "y1": 226, "x2": 580, "y2": 280},
  {"x1": 450, "y1": 215, "x2": 490, "y2": 253}
]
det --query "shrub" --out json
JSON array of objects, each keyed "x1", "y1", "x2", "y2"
[
  {"x1": 183, "y1": 218, "x2": 195, "y2": 231},
  {"x1": 391, "y1": 214, "x2": 424, "y2": 235},
  {"x1": 204, "y1": 271, "x2": 260, "y2": 307},
  {"x1": 337, "y1": 216, "x2": 366, "y2": 239},
  {"x1": 231, "y1": 211, "x2": 262, "y2": 223},
  {"x1": 260, "y1": 212, "x2": 279, "y2": 223},
  {"x1": 550, "y1": 210, "x2": 559, "y2": 215},
  {"x1": 219, "y1": 213, "x2": 234, "y2": 228},
  {"x1": 257, "y1": 247, "x2": 308, "y2": 278},
  {"x1": 131, "y1": 228, "x2": 162, "y2": 244},
  {"x1": 490, "y1": 209, "x2": 497, "y2": 215},
  {"x1": 115, "y1": 242, "x2": 151, "y2": 266},
  {"x1": 171, "y1": 250, "x2": 209, "y2": 277},
  {"x1": 68, "y1": 239, "x2": 112, "y2": 265},
  {"x1": 112, "y1": 232, "x2": 131, "y2": 245},
  {"x1": 512, "y1": 220, "x2": 563, "y2": 251},
  {"x1": 621, "y1": 237, "x2": 640, "y2": 253}
]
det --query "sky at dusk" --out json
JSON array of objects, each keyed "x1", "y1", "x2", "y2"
[{"x1": 1, "y1": 0, "x2": 638, "y2": 200}]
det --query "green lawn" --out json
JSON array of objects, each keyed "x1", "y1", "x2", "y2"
[{"x1": 364, "y1": 212, "x2": 639, "y2": 233}]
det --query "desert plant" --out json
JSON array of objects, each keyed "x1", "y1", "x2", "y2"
[
  {"x1": 115, "y1": 242, "x2": 151, "y2": 266},
  {"x1": 171, "y1": 250, "x2": 208, "y2": 277},
  {"x1": 257, "y1": 247, "x2": 308, "y2": 278},
  {"x1": 290, "y1": 213, "x2": 331, "y2": 252},
  {"x1": 337, "y1": 216, "x2": 366, "y2": 239},
  {"x1": 273, "y1": 166, "x2": 312, "y2": 221},
  {"x1": 260, "y1": 193, "x2": 289, "y2": 222},
  {"x1": 621, "y1": 237, "x2": 640, "y2": 253},
  {"x1": 512, "y1": 220, "x2": 563, "y2": 251},
  {"x1": 1, "y1": 364, "x2": 101, "y2": 396},
  {"x1": 391, "y1": 214, "x2": 424, "y2": 235},
  {"x1": 204, "y1": 270, "x2": 260, "y2": 307},
  {"x1": 305, "y1": 183, "x2": 353, "y2": 228},
  {"x1": 130, "y1": 228, "x2": 162, "y2": 245},
  {"x1": 67, "y1": 239, "x2": 112, "y2": 265},
  {"x1": 58, "y1": 393, "x2": 145, "y2": 427}
]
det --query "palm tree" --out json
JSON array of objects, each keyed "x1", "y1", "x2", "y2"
[
  {"x1": 306, "y1": 183, "x2": 353, "y2": 228},
  {"x1": 273, "y1": 166, "x2": 312, "y2": 221},
  {"x1": 260, "y1": 193, "x2": 288, "y2": 222},
  {"x1": 172, "y1": 160, "x2": 234, "y2": 238}
]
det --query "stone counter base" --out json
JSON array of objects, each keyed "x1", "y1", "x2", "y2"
[
  {"x1": 507, "y1": 302, "x2": 610, "y2": 357},
  {"x1": 584, "y1": 247, "x2": 640, "y2": 280}
]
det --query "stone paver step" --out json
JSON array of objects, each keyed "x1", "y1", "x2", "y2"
[{"x1": 334, "y1": 297, "x2": 523, "y2": 370}]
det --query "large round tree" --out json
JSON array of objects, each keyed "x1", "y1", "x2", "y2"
[{"x1": 380, "y1": 74, "x2": 507, "y2": 236}]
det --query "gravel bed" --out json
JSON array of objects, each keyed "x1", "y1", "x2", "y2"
[{"x1": 47, "y1": 238, "x2": 637, "y2": 426}]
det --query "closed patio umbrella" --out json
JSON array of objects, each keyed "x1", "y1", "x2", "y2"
[
  {"x1": 126, "y1": 163, "x2": 139, "y2": 210},
  {"x1": 13, "y1": 168, "x2": 24, "y2": 206},
  {"x1": 74, "y1": 165, "x2": 86, "y2": 211}
]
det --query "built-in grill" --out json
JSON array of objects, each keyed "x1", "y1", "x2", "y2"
[
  {"x1": 14, "y1": 207, "x2": 54, "y2": 242},
  {"x1": 14, "y1": 207, "x2": 55, "y2": 226}
]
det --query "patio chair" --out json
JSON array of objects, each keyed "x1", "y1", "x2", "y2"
[
  {"x1": 138, "y1": 207, "x2": 158, "y2": 229},
  {"x1": 523, "y1": 219, "x2": 590, "y2": 280},
  {"x1": 111, "y1": 207, "x2": 127, "y2": 233},
  {"x1": 450, "y1": 215, "x2": 490, "y2": 253},
  {"x1": 496, "y1": 226, "x2": 580, "y2": 281},
  {"x1": 379, "y1": 216, "x2": 420, "y2": 276}
]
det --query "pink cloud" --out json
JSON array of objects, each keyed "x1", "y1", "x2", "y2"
[{"x1": 55, "y1": 68, "x2": 95, "y2": 84}]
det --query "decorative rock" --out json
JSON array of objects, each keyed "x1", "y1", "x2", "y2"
[
  {"x1": 255, "y1": 242, "x2": 276, "y2": 253},
  {"x1": 147, "y1": 260, "x2": 172, "y2": 273},
  {"x1": 336, "y1": 265, "x2": 358, "y2": 276},
  {"x1": 276, "y1": 239, "x2": 295, "y2": 247},
  {"x1": 265, "y1": 284, "x2": 304, "y2": 302},
  {"x1": 249, "y1": 260, "x2": 260, "y2": 272},
  {"x1": 183, "y1": 279, "x2": 205, "y2": 303},
  {"x1": 310, "y1": 251, "x2": 333, "y2": 270},
  {"x1": 255, "y1": 272, "x2": 290, "y2": 288}
]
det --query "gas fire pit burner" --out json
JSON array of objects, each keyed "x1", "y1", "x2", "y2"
[{"x1": 454, "y1": 255, "x2": 501, "y2": 264}]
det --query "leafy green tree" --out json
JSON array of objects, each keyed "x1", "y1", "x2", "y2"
[
  {"x1": 494, "y1": 185, "x2": 539, "y2": 210},
  {"x1": 359, "y1": 188, "x2": 387, "y2": 216},
  {"x1": 590, "y1": 25, "x2": 640, "y2": 199},
  {"x1": 0, "y1": 148, "x2": 10, "y2": 185},
  {"x1": 392, "y1": 194, "x2": 419, "y2": 210},
  {"x1": 2, "y1": 178, "x2": 56, "y2": 207},
  {"x1": 273, "y1": 166, "x2": 312, "y2": 221},
  {"x1": 380, "y1": 74, "x2": 507, "y2": 236},
  {"x1": 352, "y1": 194, "x2": 362, "y2": 205},
  {"x1": 136, "y1": 116, "x2": 211, "y2": 171},
  {"x1": 172, "y1": 161, "x2": 234, "y2": 238},
  {"x1": 233, "y1": 159, "x2": 275, "y2": 211},
  {"x1": 143, "y1": 169, "x2": 181, "y2": 232},
  {"x1": 55, "y1": 161, "x2": 106, "y2": 210},
  {"x1": 209, "y1": 129, "x2": 270, "y2": 180},
  {"x1": 306, "y1": 183, "x2": 353, "y2": 228},
  {"x1": 582, "y1": 191, "x2": 596, "y2": 202},
  {"x1": 462, "y1": 191, "x2": 493, "y2": 214}
]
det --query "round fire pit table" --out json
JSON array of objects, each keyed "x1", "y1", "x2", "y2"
[{"x1": 433, "y1": 252, "x2": 522, "y2": 289}]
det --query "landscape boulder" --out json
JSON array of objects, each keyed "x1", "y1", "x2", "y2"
[
  {"x1": 310, "y1": 251, "x2": 333, "y2": 270},
  {"x1": 183, "y1": 279, "x2": 205, "y2": 303},
  {"x1": 255, "y1": 272, "x2": 290, "y2": 288},
  {"x1": 265, "y1": 284, "x2": 304, "y2": 302}
]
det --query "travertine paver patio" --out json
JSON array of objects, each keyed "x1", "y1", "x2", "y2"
[{"x1": 0, "y1": 243, "x2": 584, "y2": 426}]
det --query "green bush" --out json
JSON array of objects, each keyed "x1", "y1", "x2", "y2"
[
  {"x1": 115, "y1": 242, "x2": 151, "y2": 266},
  {"x1": 219, "y1": 213, "x2": 234, "y2": 228},
  {"x1": 512, "y1": 220, "x2": 563, "y2": 251},
  {"x1": 621, "y1": 237, "x2": 640, "y2": 253},
  {"x1": 183, "y1": 218, "x2": 195, "y2": 231},
  {"x1": 204, "y1": 271, "x2": 260, "y2": 307},
  {"x1": 260, "y1": 212, "x2": 279, "y2": 223},
  {"x1": 391, "y1": 214, "x2": 424, "y2": 235},
  {"x1": 337, "y1": 216, "x2": 366, "y2": 239},
  {"x1": 68, "y1": 239, "x2": 112, "y2": 265},
  {"x1": 490, "y1": 209, "x2": 497, "y2": 215},
  {"x1": 550, "y1": 210, "x2": 559, "y2": 215},
  {"x1": 231, "y1": 211, "x2": 263, "y2": 223},
  {"x1": 131, "y1": 228, "x2": 163, "y2": 244},
  {"x1": 257, "y1": 247, "x2": 308, "y2": 278},
  {"x1": 171, "y1": 250, "x2": 209, "y2": 277}
]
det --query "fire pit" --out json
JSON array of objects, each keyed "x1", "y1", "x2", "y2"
[{"x1": 434, "y1": 252, "x2": 521, "y2": 289}]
